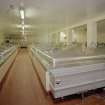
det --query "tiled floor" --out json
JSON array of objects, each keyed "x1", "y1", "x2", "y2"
[{"x1": 0, "y1": 49, "x2": 105, "y2": 105}]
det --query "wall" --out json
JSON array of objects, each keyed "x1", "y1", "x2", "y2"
[
  {"x1": 33, "y1": 34, "x2": 50, "y2": 47},
  {"x1": 72, "y1": 28, "x2": 87, "y2": 43},
  {"x1": 97, "y1": 31, "x2": 105, "y2": 43},
  {"x1": 97, "y1": 28, "x2": 105, "y2": 43},
  {"x1": 33, "y1": 27, "x2": 88, "y2": 47},
  {"x1": 50, "y1": 33, "x2": 60, "y2": 47},
  {"x1": 97, "y1": 20, "x2": 105, "y2": 43}
]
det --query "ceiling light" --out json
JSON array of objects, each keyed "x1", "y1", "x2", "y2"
[
  {"x1": 22, "y1": 26, "x2": 25, "y2": 30},
  {"x1": 15, "y1": 24, "x2": 32, "y2": 28},
  {"x1": 20, "y1": 9, "x2": 24, "y2": 19}
]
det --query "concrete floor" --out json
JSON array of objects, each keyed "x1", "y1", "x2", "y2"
[{"x1": 0, "y1": 49, "x2": 105, "y2": 105}]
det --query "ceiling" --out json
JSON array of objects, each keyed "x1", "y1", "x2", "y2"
[{"x1": 0, "y1": 0, "x2": 105, "y2": 39}]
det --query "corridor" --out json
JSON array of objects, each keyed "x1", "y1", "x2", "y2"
[{"x1": 0, "y1": 49, "x2": 53, "y2": 105}]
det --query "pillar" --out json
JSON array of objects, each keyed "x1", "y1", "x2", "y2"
[{"x1": 87, "y1": 21, "x2": 97, "y2": 48}]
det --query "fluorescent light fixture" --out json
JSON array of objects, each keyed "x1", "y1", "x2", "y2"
[
  {"x1": 22, "y1": 25, "x2": 25, "y2": 30},
  {"x1": 16, "y1": 24, "x2": 32, "y2": 28},
  {"x1": 20, "y1": 9, "x2": 24, "y2": 19}
]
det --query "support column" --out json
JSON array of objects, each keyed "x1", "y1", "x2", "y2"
[{"x1": 87, "y1": 21, "x2": 97, "y2": 48}]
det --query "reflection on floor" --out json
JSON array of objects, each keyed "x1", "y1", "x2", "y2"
[{"x1": 0, "y1": 49, "x2": 105, "y2": 105}]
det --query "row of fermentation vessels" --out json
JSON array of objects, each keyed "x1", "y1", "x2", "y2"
[
  {"x1": 0, "y1": 44, "x2": 18, "y2": 84},
  {"x1": 30, "y1": 45, "x2": 105, "y2": 98}
]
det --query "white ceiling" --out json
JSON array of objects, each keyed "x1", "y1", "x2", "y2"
[{"x1": 0, "y1": 0, "x2": 105, "y2": 38}]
